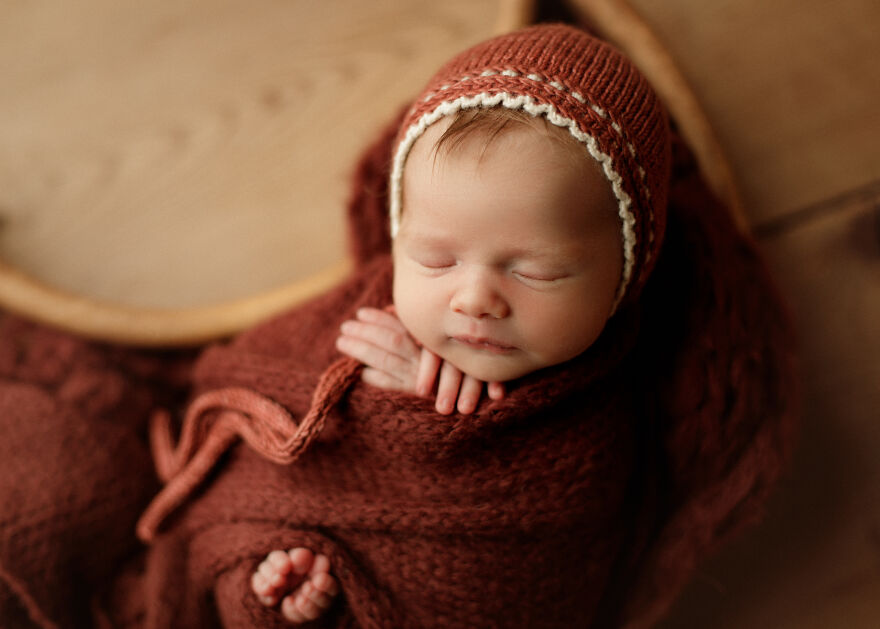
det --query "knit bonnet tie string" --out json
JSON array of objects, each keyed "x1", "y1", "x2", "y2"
[{"x1": 136, "y1": 357, "x2": 361, "y2": 543}]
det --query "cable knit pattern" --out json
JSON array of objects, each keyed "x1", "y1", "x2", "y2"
[{"x1": 0, "y1": 316, "x2": 193, "y2": 628}]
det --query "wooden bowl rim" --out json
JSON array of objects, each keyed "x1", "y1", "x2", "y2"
[{"x1": 0, "y1": 0, "x2": 745, "y2": 346}]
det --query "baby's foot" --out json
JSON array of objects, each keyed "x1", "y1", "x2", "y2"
[{"x1": 251, "y1": 547, "x2": 339, "y2": 623}]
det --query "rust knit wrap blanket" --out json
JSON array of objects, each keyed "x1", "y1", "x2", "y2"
[{"x1": 110, "y1": 255, "x2": 646, "y2": 629}]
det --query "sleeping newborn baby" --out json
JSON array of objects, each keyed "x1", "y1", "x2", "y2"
[
  {"x1": 128, "y1": 23, "x2": 795, "y2": 629},
  {"x1": 253, "y1": 80, "x2": 632, "y2": 624}
]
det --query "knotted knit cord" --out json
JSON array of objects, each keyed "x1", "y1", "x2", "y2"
[
  {"x1": 136, "y1": 357, "x2": 362, "y2": 542},
  {"x1": 0, "y1": 563, "x2": 60, "y2": 629}
]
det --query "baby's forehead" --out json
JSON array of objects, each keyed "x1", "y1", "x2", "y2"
[
  {"x1": 423, "y1": 111, "x2": 585, "y2": 157},
  {"x1": 400, "y1": 111, "x2": 621, "y2": 237},
  {"x1": 406, "y1": 110, "x2": 603, "y2": 180}
]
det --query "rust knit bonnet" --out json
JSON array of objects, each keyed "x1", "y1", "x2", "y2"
[{"x1": 390, "y1": 23, "x2": 672, "y2": 306}]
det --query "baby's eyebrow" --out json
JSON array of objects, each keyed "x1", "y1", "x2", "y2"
[
  {"x1": 398, "y1": 227, "x2": 461, "y2": 246},
  {"x1": 399, "y1": 227, "x2": 587, "y2": 261},
  {"x1": 507, "y1": 245, "x2": 559, "y2": 258},
  {"x1": 505, "y1": 243, "x2": 586, "y2": 261},
  {"x1": 398, "y1": 230, "x2": 455, "y2": 247}
]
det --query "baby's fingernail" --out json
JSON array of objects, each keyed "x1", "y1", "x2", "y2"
[
  {"x1": 335, "y1": 337, "x2": 351, "y2": 353},
  {"x1": 488, "y1": 383, "x2": 505, "y2": 400},
  {"x1": 436, "y1": 398, "x2": 453, "y2": 415}
]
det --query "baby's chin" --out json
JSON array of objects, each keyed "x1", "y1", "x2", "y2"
[{"x1": 435, "y1": 346, "x2": 537, "y2": 384}]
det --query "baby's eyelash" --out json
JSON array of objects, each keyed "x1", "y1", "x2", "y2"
[
  {"x1": 513, "y1": 271, "x2": 566, "y2": 288},
  {"x1": 512, "y1": 270, "x2": 567, "y2": 283},
  {"x1": 413, "y1": 256, "x2": 457, "y2": 272}
]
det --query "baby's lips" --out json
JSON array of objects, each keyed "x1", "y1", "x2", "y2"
[{"x1": 451, "y1": 335, "x2": 516, "y2": 353}]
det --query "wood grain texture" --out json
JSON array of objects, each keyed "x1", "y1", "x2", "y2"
[
  {"x1": 0, "y1": 0, "x2": 503, "y2": 309},
  {"x1": 627, "y1": 0, "x2": 880, "y2": 225}
]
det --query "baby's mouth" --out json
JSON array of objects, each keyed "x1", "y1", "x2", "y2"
[{"x1": 450, "y1": 335, "x2": 516, "y2": 354}]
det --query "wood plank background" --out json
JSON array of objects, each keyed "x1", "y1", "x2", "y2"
[{"x1": 630, "y1": 0, "x2": 880, "y2": 226}]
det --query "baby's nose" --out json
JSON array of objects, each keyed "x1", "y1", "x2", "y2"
[{"x1": 450, "y1": 274, "x2": 510, "y2": 319}]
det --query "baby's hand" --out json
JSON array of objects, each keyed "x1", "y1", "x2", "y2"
[
  {"x1": 251, "y1": 548, "x2": 339, "y2": 624},
  {"x1": 335, "y1": 307, "x2": 504, "y2": 414},
  {"x1": 428, "y1": 350, "x2": 506, "y2": 415}
]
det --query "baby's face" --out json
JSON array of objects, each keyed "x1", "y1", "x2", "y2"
[{"x1": 393, "y1": 117, "x2": 623, "y2": 383}]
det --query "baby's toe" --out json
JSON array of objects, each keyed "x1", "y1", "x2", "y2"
[
  {"x1": 259, "y1": 558, "x2": 287, "y2": 588},
  {"x1": 251, "y1": 572, "x2": 278, "y2": 605},
  {"x1": 287, "y1": 547, "x2": 315, "y2": 576},
  {"x1": 301, "y1": 578, "x2": 338, "y2": 613},
  {"x1": 309, "y1": 553, "x2": 331, "y2": 577},
  {"x1": 279, "y1": 593, "x2": 307, "y2": 623},
  {"x1": 251, "y1": 571, "x2": 267, "y2": 594},
  {"x1": 311, "y1": 572, "x2": 339, "y2": 597},
  {"x1": 267, "y1": 549, "x2": 293, "y2": 574},
  {"x1": 280, "y1": 586, "x2": 328, "y2": 624}
]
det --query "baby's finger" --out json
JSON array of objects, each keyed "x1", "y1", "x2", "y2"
[
  {"x1": 355, "y1": 307, "x2": 409, "y2": 333},
  {"x1": 415, "y1": 348, "x2": 442, "y2": 397},
  {"x1": 487, "y1": 381, "x2": 506, "y2": 400},
  {"x1": 435, "y1": 362, "x2": 463, "y2": 415},
  {"x1": 336, "y1": 335, "x2": 416, "y2": 379},
  {"x1": 339, "y1": 319, "x2": 419, "y2": 362},
  {"x1": 361, "y1": 367, "x2": 410, "y2": 392},
  {"x1": 456, "y1": 375, "x2": 483, "y2": 414}
]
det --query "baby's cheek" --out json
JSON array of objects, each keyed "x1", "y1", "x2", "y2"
[
  {"x1": 516, "y1": 301, "x2": 597, "y2": 364},
  {"x1": 392, "y1": 294, "x2": 432, "y2": 350},
  {"x1": 394, "y1": 270, "x2": 444, "y2": 344}
]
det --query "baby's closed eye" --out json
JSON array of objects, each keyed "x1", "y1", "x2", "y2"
[
  {"x1": 511, "y1": 266, "x2": 570, "y2": 286},
  {"x1": 419, "y1": 259, "x2": 456, "y2": 269},
  {"x1": 412, "y1": 254, "x2": 457, "y2": 272}
]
